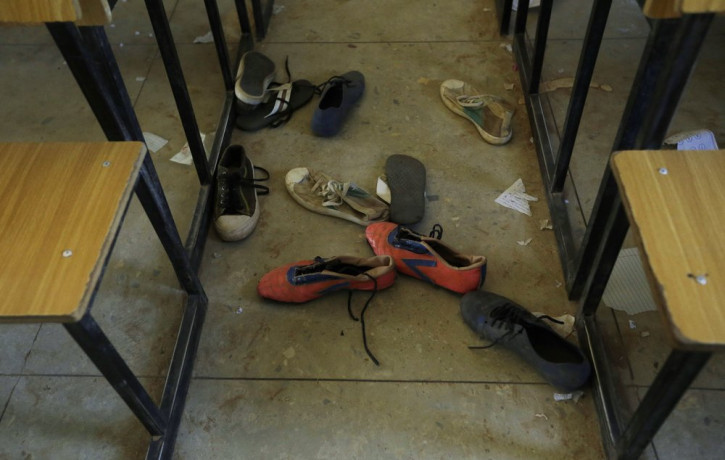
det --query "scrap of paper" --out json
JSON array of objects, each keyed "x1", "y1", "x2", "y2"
[
  {"x1": 143, "y1": 132, "x2": 168, "y2": 153},
  {"x1": 376, "y1": 177, "x2": 391, "y2": 204},
  {"x1": 193, "y1": 31, "x2": 214, "y2": 44},
  {"x1": 676, "y1": 130, "x2": 718, "y2": 150},
  {"x1": 171, "y1": 133, "x2": 206, "y2": 165},
  {"x1": 495, "y1": 178, "x2": 538, "y2": 216}
]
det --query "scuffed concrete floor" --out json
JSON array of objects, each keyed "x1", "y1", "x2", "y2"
[{"x1": 0, "y1": 1, "x2": 723, "y2": 459}]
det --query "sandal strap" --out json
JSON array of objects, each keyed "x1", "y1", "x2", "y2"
[{"x1": 265, "y1": 83, "x2": 293, "y2": 118}]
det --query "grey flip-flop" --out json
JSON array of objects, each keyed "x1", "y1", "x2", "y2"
[
  {"x1": 235, "y1": 51, "x2": 276, "y2": 107},
  {"x1": 385, "y1": 154, "x2": 426, "y2": 225}
]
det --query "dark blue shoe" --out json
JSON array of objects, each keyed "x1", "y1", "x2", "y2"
[
  {"x1": 311, "y1": 71, "x2": 365, "y2": 137},
  {"x1": 460, "y1": 290, "x2": 591, "y2": 392}
]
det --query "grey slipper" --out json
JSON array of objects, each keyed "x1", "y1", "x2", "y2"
[
  {"x1": 385, "y1": 154, "x2": 426, "y2": 225},
  {"x1": 235, "y1": 51, "x2": 276, "y2": 107}
]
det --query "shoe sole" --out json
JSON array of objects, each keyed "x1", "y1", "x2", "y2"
[
  {"x1": 385, "y1": 155, "x2": 426, "y2": 225},
  {"x1": 235, "y1": 51, "x2": 276, "y2": 106}
]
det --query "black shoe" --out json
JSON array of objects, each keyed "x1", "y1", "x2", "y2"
[
  {"x1": 460, "y1": 291, "x2": 591, "y2": 392},
  {"x1": 214, "y1": 145, "x2": 269, "y2": 241},
  {"x1": 311, "y1": 71, "x2": 365, "y2": 137}
]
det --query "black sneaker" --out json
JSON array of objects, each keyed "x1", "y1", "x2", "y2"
[
  {"x1": 460, "y1": 291, "x2": 591, "y2": 392},
  {"x1": 214, "y1": 145, "x2": 269, "y2": 241}
]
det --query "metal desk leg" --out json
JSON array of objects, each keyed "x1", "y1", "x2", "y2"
[
  {"x1": 495, "y1": 0, "x2": 514, "y2": 35},
  {"x1": 64, "y1": 313, "x2": 167, "y2": 436},
  {"x1": 136, "y1": 154, "x2": 206, "y2": 298},
  {"x1": 617, "y1": 350, "x2": 711, "y2": 459}
]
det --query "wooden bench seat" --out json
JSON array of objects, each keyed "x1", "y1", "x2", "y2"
[
  {"x1": 0, "y1": 142, "x2": 145, "y2": 323},
  {"x1": 612, "y1": 149, "x2": 725, "y2": 349}
]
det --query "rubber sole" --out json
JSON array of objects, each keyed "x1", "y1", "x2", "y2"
[
  {"x1": 235, "y1": 51, "x2": 276, "y2": 105},
  {"x1": 385, "y1": 154, "x2": 426, "y2": 225}
]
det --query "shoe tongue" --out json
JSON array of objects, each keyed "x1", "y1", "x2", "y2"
[
  {"x1": 295, "y1": 257, "x2": 328, "y2": 277},
  {"x1": 397, "y1": 226, "x2": 423, "y2": 242}
]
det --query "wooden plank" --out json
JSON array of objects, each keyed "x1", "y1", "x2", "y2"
[
  {"x1": 77, "y1": 0, "x2": 112, "y2": 26},
  {"x1": 643, "y1": 0, "x2": 681, "y2": 18},
  {"x1": 680, "y1": 0, "x2": 725, "y2": 13},
  {"x1": 612, "y1": 150, "x2": 725, "y2": 348},
  {"x1": 0, "y1": 142, "x2": 145, "y2": 323},
  {"x1": 0, "y1": 0, "x2": 81, "y2": 23},
  {"x1": 643, "y1": 0, "x2": 725, "y2": 18}
]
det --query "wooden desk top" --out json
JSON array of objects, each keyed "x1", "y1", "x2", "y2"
[
  {"x1": 612, "y1": 149, "x2": 725, "y2": 349},
  {"x1": 0, "y1": 0, "x2": 110, "y2": 25},
  {"x1": 643, "y1": 0, "x2": 725, "y2": 18},
  {"x1": 0, "y1": 142, "x2": 145, "y2": 323}
]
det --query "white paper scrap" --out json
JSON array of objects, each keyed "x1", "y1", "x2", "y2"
[
  {"x1": 171, "y1": 133, "x2": 206, "y2": 165},
  {"x1": 495, "y1": 178, "x2": 538, "y2": 216},
  {"x1": 376, "y1": 177, "x2": 391, "y2": 204},
  {"x1": 143, "y1": 132, "x2": 168, "y2": 153},
  {"x1": 193, "y1": 31, "x2": 214, "y2": 44},
  {"x1": 517, "y1": 238, "x2": 532, "y2": 246},
  {"x1": 554, "y1": 391, "x2": 583, "y2": 402},
  {"x1": 677, "y1": 130, "x2": 718, "y2": 150}
]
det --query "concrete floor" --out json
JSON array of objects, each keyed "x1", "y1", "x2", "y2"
[{"x1": 0, "y1": 0, "x2": 723, "y2": 459}]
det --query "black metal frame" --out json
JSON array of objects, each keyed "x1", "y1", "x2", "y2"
[
  {"x1": 499, "y1": 0, "x2": 716, "y2": 458},
  {"x1": 251, "y1": 0, "x2": 275, "y2": 40},
  {"x1": 41, "y1": 0, "x2": 261, "y2": 458}
]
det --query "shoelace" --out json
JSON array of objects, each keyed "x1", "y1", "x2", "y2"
[
  {"x1": 218, "y1": 166, "x2": 270, "y2": 213},
  {"x1": 310, "y1": 177, "x2": 349, "y2": 208},
  {"x1": 298, "y1": 257, "x2": 381, "y2": 365},
  {"x1": 429, "y1": 223, "x2": 443, "y2": 239},
  {"x1": 315, "y1": 75, "x2": 353, "y2": 95},
  {"x1": 468, "y1": 303, "x2": 563, "y2": 350},
  {"x1": 455, "y1": 94, "x2": 485, "y2": 108},
  {"x1": 346, "y1": 273, "x2": 380, "y2": 365}
]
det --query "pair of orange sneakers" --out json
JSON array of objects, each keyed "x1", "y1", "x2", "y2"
[{"x1": 257, "y1": 222, "x2": 487, "y2": 303}]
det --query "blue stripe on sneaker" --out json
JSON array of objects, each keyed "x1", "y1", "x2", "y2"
[
  {"x1": 479, "y1": 264, "x2": 487, "y2": 288},
  {"x1": 402, "y1": 258, "x2": 437, "y2": 284}
]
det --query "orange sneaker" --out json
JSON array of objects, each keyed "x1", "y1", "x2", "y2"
[
  {"x1": 257, "y1": 255, "x2": 396, "y2": 365},
  {"x1": 257, "y1": 255, "x2": 395, "y2": 303},
  {"x1": 365, "y1": 222, "x2": 486, "y2": 294}
]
